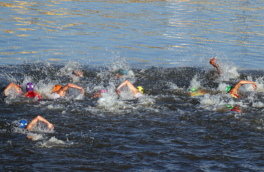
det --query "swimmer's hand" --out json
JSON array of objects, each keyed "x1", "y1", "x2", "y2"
[
  {"x1": 80, "y1": 88, "x2": 85, "y2": 95},
  {"x1": 48, "y1": 123, "x2": 54, "y2": 130},
  {"x1": 116, "y1": 89, "x2": 121, "y2": 94},
  {"x1": 210, "y1": 58, "x2": 216, "y2": 65},
  {"x1": 253, "y1": 83, "x2": 257, "y2": 90}
]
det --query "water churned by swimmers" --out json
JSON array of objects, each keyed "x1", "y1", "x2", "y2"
[{"x1": 2, "y1": 58, "x2": 260, "y2": 141}]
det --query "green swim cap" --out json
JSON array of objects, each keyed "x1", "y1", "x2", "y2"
[
  {"x1": 226, "y1": 105, "x2": 233, "y2": 109},
  {"x1": 226, "y1": 86, "x2": 232, "y2": 93},
  {"x1": 190, "y1": 88, "x2": 196, "y2": 92}
]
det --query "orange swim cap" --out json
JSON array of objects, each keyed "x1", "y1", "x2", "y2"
[{"x1": 53, "y1": 85, "x2": 62, "y2": 92}]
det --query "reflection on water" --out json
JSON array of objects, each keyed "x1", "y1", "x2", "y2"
[{"x1": 0, "y1": 0, "x2": 264, "y2": 69}]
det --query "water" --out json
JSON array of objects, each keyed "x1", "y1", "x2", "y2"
[{"x1": 1, "y1": 0, "x2": 264, "y2": 171}]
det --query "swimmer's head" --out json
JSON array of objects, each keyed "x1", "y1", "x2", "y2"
[
  {"x1": 74, "y1": 70, "x2": 83, "y2": 77},
  {"x1": 137, "y1": 86, "x2": 144, "y2": 94},
  {"x1": 226, "y1": 86, "x2": 232, "y2": 93},
  {"x1": 226, "y1": 105, "x2": 233, "y2": 109},
  {"x1": 100, "y1": 89, "x2": 106, "y2": 93},
  {"x1": 118, "y1": 69, "x2": 127, "y2": 75},
  {"x1": 53, "y1": 85, "x2": 62, "y2": 92},
  {"x1": 19, "y1": 120, "x2": 27, "y2": 128},
  {"x1": 190, "y1": 88, "x2": 196, "y2": 92},
  {"x1": 26, "y1": 82, "x2": 34, "y2": 92}
]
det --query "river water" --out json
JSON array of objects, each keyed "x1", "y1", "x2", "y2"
[{"x1": 1, "y1": 0, "x2": 264, "y2": 171}]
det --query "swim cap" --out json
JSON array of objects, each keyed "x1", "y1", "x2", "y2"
[
  {"x1": 100, "y1": 89, "x2": 106, "y2": 93},
  {"x1": 119, "y1": 69, "x2": 127, "y2": 75},
  {"x1": 226, "y1": 86, "x2": 232, "y2": 93},
  {"x1": 226, "y1": 105, "x2": 233, "y2": 109},
  {"x1": 137, "y1": 86, "x2": 144, "y2": 94},
  {"x1": 26, "y1": 82, "x2": 34, "y2": 92},
  {"x1": 53, "y1": 85, "x2": 62, "y2": 92},
  {"x1": 19, "y1": 120, "x2": 27, "y2": 128},
  {"x1": 190, "y1": 88, "x2": 196, "y2": 92}
]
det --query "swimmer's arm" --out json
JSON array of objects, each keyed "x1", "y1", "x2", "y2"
[
  {"x1": 35, "y1": 92, "x2": 41, "y2": 97},
  {"x1": 23, "y1": 92, "x2": 28, "y2": 97},
  {"x1": 209, "y1": 58, "x2": 223, "y2": 74},
  {"x1": 63, "y1": 83, "x2": 85, "y2": 95},
  {"x1": 116, "y1": 80, "x2": 130, "y2": 94},
  {"x1": 25, "y1": 115, "x2": 54, "y2": 130},
  {"x1": 231, "y1": 80, "x2": 257, "y2": 93},
  {"x1": 116, "y1": 80, "x2": 139, "y2": 95},
  {"x1": 4, "y1": 83, "x2": 21, "y2": 96}
]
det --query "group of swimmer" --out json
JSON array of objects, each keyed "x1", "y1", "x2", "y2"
[
  {"x1": 3, "y1": 59, "x2": 258, "y2": 136},
  {"x1": 4, "y1": 68, "x2": 144, "y2": 136}
]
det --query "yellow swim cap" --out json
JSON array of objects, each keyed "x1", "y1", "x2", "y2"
[
  {"x1": 53, "y1": 85, "x2": 62, "y2": 92},
  {"x1": 137, "y1": 86, "x2": 143, "y2": 94}
]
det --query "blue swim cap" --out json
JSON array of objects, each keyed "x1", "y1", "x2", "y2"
[
  {"x1": 119, "y1": 69, "x2": 127, "y2": 75},
  {"x1": 19, "y1": 120, "x2": 27, "y2": 128}
]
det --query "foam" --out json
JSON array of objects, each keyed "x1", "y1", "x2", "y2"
[
  {"x1": 188, "y1": 75, "x2": 201, "y2": 91},
  {"x1": 37, "y1": 136, "x2": 72, "y2": 148},
  {"x1": 252, "y1": 101, "x2": 264, "y2": 108},
  {"x1": 27, "y1": 133, "x2": 44, "y2": 141}
]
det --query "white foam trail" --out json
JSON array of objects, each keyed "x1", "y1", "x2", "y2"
[
  {"x1": 37, "y1": 137, "x2": 73, "y2": 148},
  {"x1": 188, "y1": 75, "x2": 201, "y2": 91},
  {"x1": 200, "y1": 94, "x2": 224, "y2": 105},
  {"x1": 167, "y1": 82, "x2": 182, "y2": 90},
  {"x1": 252, "y1": 101, "x2": 264, "y2": 108},
  {"x1": 27, "y1": 133, "x2": 44, "y2": 141}
]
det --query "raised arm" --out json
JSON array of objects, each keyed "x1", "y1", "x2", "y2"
[
  {"x1": 209, "y1": 58, "x2": 223, "y2": 74},
  {"x1": 116, "y1": 80, "x2": 139, "y2": 95},
  {"x1": 62, "y1": 83, "x2": 85, "y2": 95},
  {"x1": 4, "y1": 83, "x2": 21, "y2": 96},
  {"x1": 25, "y1": 115, "x2": 54, "y2": 130},
  {"x1": 230, "y1": 80, "x2": 257, "y2": 94}
]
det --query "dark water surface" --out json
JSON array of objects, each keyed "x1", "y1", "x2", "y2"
[
  {"x1": 1, "y1": 0, "x2": 264, "y2": 171},
  {"x1": 1, "y1": 62, "x2": 264, "y2": 171}
]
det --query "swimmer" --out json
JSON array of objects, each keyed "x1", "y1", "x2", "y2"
[
  {"x1": 4, "y1": 83, "x2": 22, "y2": 96},
  {"x1": 67, "y1": 70, "x2": 83, "y2": 78},
  {"x1": 210, "y1": 58, "x2": 223, "y2": 74},
  {"x1": 227, "y1": 104, "x2": 242, "y2": 113},
  {"x1": 4, "y1": 82, "x2": 41, "y2": 100},
  {"x1": 72, "y1": 70, "x2": 83, "y2": 77},
  {"x1": 189, "y1": 88, "x2": 208, "y2": 97},
  {"x1": 19, "y1": 115, "x2": 54, "y2": 130},
  {"x1": 116, "y1": 80, "x2": 144, "y2": 99},
  {"x1": 51, "y1": 83, "x2": 85, "y2": 99},
  {"x1": 93, "y1": 89, "x2": 106, "y2": 98},
  {"x1": 115, "y1": 69, "x2": 127, "y2": 79},
  {"x1": 19, "y1": 116, "x2": 54, "y2": 140},
  {"x1": 23, "y1": 82, "x2": 41, "y2": 100},
  {"x1": 226, "y1": 80, "x2": 257, "y2": 98}
]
